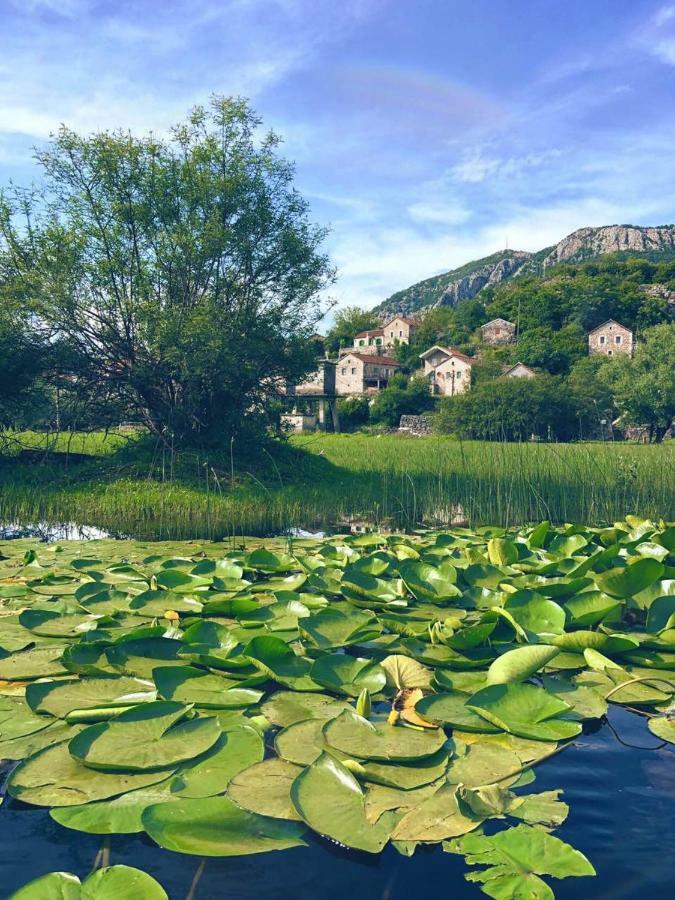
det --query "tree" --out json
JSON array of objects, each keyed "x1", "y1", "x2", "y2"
[
  {"x1": 324, "y1": 306, "x2": 381, "y2": 355},
  {"x1": 515, "y1": 324, "x2": 586, "y2": 375},
  {"x1": 370, "y1": 375, "x2": 434, "y2": 427},
  {"x1": 598, "y1": 323, "x2": 675, "y2": 442},
  {"x1": 435, "y1": 375, "x2": 580, "y2": 441},
  {"x1": 336, "y1": 396, "x2": 370, "y2": 431},
  {"x1": 0, "y1": 301, "x2": 50, "y2": 430},
  {"x1": 0, "y1": 97, "x2": 334, "y2": 446}
]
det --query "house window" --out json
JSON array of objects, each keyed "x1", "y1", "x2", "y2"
[
  {"x1": 607, "y1": 350, "x2": 613, "y2": 356},
  {"x1": 615, "y1": 335, "x2": 622, "y2": 344},
  {"x1": 341, "y1": 368, "x2": 346, "y2": 375},
  {"x1": 351, "y1": 367, "x2": 356, "y2": 375},
  {"x1": 376, "y1": 338, "x2": 382, "y2": 344},
  {"x1": 457, "y1": 371, "x2": 462, "y2": 379},
  {"x1": 399, "y1": 330, "x2": 403, "y2": 337},
  {"x1": 358, "y1": 339, "x2": 365, "y2": 346},
  {"x1": 599, "y1": 335, "x2": 606, "y2": 345}
]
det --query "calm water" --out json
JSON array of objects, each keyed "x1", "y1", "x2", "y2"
[{"x1": 1, "y1": 706, "x2": 673, "y2": 900}]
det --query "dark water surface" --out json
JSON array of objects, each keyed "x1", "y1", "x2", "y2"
[{"x1": 1, "y1": 707, "x2": 673, "y2": 900}]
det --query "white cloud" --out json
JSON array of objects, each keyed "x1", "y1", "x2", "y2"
[{"x1": 636, "y1": 3, "x2": 675, "y2": 64}]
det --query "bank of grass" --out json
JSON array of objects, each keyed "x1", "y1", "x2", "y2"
[{"x1": 0, "y1": 431, "x2": 672, "y2": 539}]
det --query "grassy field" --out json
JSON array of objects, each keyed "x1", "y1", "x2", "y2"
[{"x1": 0, "y1": 431, "x2": 672, "y2": 539}]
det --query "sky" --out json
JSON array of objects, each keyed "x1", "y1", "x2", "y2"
[{"x1": 1, "y1": 0, "x2": 675, "y2": 313}]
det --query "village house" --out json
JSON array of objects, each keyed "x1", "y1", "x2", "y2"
[
  {"x1": 350, "y1": 327, "x2": 385, "y2": 353},
  {"x1": 588, "y1": 320, "x2": 634, "y2": 356},
  {"x1": 344, "y1": 315, "x2": 418, "y2": 356},
  {"x1": 419, "y1": 345, "x2": 473, "y2": 396},
  {"x1": 383, "y1": 315, "x2": 417, "y2": 346},
  {"x1": 480, "y1": 318, "x2": 516, "y2": 345},
  {"x1": 336, "y1": 352, "x2": 399, "y2": 396},
  {"x1": 502, "y1": 362, "x2": 536, "y2": 378}
]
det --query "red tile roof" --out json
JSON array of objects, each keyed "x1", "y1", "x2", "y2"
[
  {"x1": 354, "y1": 328, "x2": 384, "y2": 339},
  {"x1": 344, "y1": 352, "x2": 399, "y2": 366}
]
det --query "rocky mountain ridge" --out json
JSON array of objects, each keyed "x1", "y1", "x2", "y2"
[{"x1": 374, "y1": 224, "x2": 675, "y2": 317}]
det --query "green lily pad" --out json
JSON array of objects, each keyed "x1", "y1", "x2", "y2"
[
  {"x1": 415, "y1": 693, "x2": 501, "y2": 733},
  {"x1": 26, "y1": 676, "x2": 155, "y2": 719},
  {"x1": 152, "y1": 665, "x2": 262, "y2": 708},
  {"x1": 228, "y1": 758, "x2": 304, "y2": 820},
  {"x1": 68, "y1": 701, "x2": 221, "y2": 771},
  {"x1": 392, "y1": 783, "x2": 483, "y2": 842},
  {"x1": 9, "y1": 865, "x2": 168, "y2": 900},
  {"x1": 300, "y1": 607, "x2": 381, "y2": 649},
  {"x1": 171, "y1": 726, "x2": 265, "y2": 797},
  {"x1": 486, "y1": 645, "x2": 560, "y2": 685},
  {"x1": 324, "y1": 709, "x2": 447, "y2": 761},
  {"x1": 290, "y1": 752, "x2": 394, "y2": 853},
  {"x1": 244, "y1": 636, "x2": 321, "y2": 691},
  {"x1": 310, "y1": 654, "x2": 386, "y2": 697},
  {"x1": 0, "y1": 647, "x2": 68, "y2": 680},
  {"x1": 142, "y1": 795, "x2": 306, "y2": 856},
  {"x1": 8, "y1": 740, "x2": 170, "y2": 807},
  {"x1": 467, "y1": 683, "x2": 582, "y2": 742},
  {"x1": 647, "y1": 715, "x2": 675, "y2": 743},
  {"x1": 260, "y1": 690, "x2": 351, "y2": 727},
  {"x1": 50, "y1": 779, "x2": 176, "y2": 833}
]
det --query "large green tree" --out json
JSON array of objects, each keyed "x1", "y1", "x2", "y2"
[
  {"x1": 0, "y1": 97, "x2": 334, "y2": 445},
  {"x1": 599, "y1": 322, "x2": 675, "y2": 442}
]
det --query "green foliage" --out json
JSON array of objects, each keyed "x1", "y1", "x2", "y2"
[
  {"x1": 483, "y1": 254, "x2": 673, "y2": 337},
  {"x1": 370, "y1": 375, "x2": 435, "y2": 427},
  {"x1": 336, "y1": 396, "x2": 370, "y2": 431},
  {"x1": 435, "y1": 374, "x2": 587, "y2": 441},
  {"x1": 324, "y1": 306, "x2": 381, "y2": 355},
  {"x1": 599, "y1": 322, "x2": 675, "y2": 441},
  {"x1": 0, "y1": 97, "x2": 334, "y2": 446}
]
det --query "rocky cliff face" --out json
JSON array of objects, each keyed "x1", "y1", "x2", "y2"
[
  {"x1": 375, "y1": 224, "x2": 675, "y2": 316},
  {"x1": 540, "y1": 224, "x2": 675, "y2": 270},
  {"x1": 436, "y1": 251, "x2": 531, "y2": 306}
]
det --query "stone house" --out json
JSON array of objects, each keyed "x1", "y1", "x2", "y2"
[
  {"x1": 350, "y1": 328, "x2": 385, "y2": 354},
  {"x1": 502, "y1": 362, "x2": 536, "y2": 378},
  {"x1": 480, "y1": 318, "x2": 516, "y2": 345},
  {"x1": 383, "y1": 315, "x2": 417, "y2": 346},
  {"x1": 419, "y1": 345, "x2": 473, "y2": 396},
  {"x1": 336, "y1": 352, "x2": 399, "y2": 396},
  {"x1": 346, "y1": 315, "x2": 418, "y2": 357},
  {"x1": 588, "y1": 320, "x2": 634, "y2": 357}
]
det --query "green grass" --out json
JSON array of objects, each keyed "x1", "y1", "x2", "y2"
[{"x1": 0, "y1": 431, "x2": 672, "y2": 539}]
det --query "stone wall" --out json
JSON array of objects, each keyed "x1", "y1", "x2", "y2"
[{"x1": 399, "y1": 414, "x2": 434, "y2": 435}]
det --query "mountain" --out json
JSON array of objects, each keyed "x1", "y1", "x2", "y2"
[{"x1": 374, "y1": 224, "x2": 675, "y2": 317}]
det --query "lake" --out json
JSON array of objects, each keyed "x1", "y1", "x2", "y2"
[{"x1": 1, "y1": 706, "x2": 673, "y2": 899}]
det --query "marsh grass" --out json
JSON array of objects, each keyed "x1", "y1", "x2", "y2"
[{"x1": 0, "y1": 431, "x2": 671, "y2": 539}]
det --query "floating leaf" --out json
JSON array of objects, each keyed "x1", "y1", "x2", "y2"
[
  {"x1": 143, "y1": 796, "x2": 306, "y2": 856},
  {"x1": 380, "y1": 655, "x2": 433, "y2": 690},
  {"x1": 8, "y1": 740, "x2": 170, "y2": 807},
  {"x1": 310, "y1": 654, "x2": 386, "y2": 697},
  {"x1": 244, "y1": 636, "x2": 321, "y2": 691},
  {"x1": 647, "y1": 715, "x2": 675, "y2": 743},
  {"x1": 68, "y1": 701, "x2": 221, "y2": 771},
  {"x1": 392, "y1": 783, "x2": 483, "y2": 841},
  {"x1": 445, "y1": 823, "x2": 595, "y2": 898},
  {"x1": 9, "y1": 866, "x2": 168, "y2": 900},
  {"x1": 486, "y1": 645, "x2": 560, "y2": 685},
  {"x1": 467, "y1": 683, "x2": 582, "y2": 741},
  {"x1": 290, "y1": 752, "x2": 394, "y2": 852},
  {"x1": 324, "y1": 709, "x2": 447, "y2": 761},
  {"x1": 228, "y1": 758, "x2": 303, "y2": 820}
]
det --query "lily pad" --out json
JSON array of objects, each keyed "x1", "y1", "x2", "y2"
[
  {"x1": 310, "y1": 654, "x2": 386, "y2": 697},
  {"x1": 290, "y1": 752, "x2": 394, "y2": 852},
  {"x1": 467, "y1": 683, "x2": 582, "y2": 742},
  {"x1": 68, "y1": 701, "x2": 221, "y2": 771},
  {"x1": 324, "y1": 709, "x2": 447, "y2": 761},
  {"x1": 142, "y1": 795, "x2": 306, "y2": 856},
  {"x1": 228, "y1": 758, "x2": 304, "y2": 820}
]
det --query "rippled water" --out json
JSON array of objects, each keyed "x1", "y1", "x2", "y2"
[{"x1": 1, "y1": 707, "x2": 672, "y2": 899}]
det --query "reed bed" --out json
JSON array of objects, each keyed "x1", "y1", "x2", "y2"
[{"x1": 0, "y1": 432, "x2": 672, "y2": 539}]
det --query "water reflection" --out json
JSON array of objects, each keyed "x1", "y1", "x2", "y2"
[{"x1": 0, "y1": 521, "x2": 117, "y2": 541}]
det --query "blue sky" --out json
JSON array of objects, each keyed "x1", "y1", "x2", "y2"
[{"x1": 1, "y1": 0, "x2": 675, "y2": 311}]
